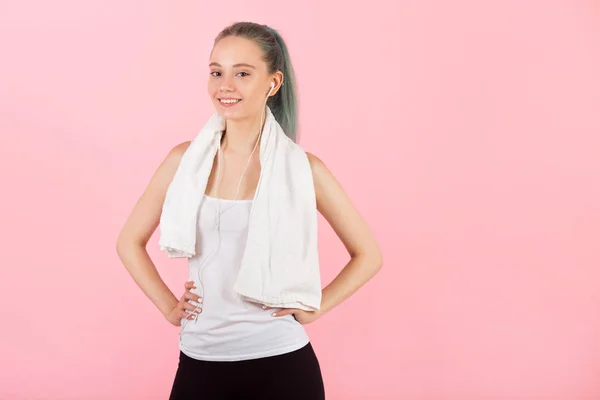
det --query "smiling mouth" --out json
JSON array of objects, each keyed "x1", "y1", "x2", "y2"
[{"x1": 219, "y1": 98, "x2": 242, "y2": 104}]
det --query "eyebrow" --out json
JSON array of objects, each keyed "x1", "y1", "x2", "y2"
[{"x1": 209, "y1": 62, "x2": 256, "y2": 69}]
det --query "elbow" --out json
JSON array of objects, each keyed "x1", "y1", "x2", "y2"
[
  {"x1": 116, "y1": 237, "x2": 128, "y2": 259},
  {"x1": 116, "y1": 231, "x2": 127, "y2": 256},
  {"x1": 373, "y1": 251, "x2": 383, "y2": 271},
  {"x1": 116, "y1": 233, "x2": 144, "y2": 258},
  {"x1": 352, "y1": 249, "x2": 383, "y2": 271},
  {"x1": 116, "y1": 238, "x2": 124, "y2": 257},
  {"x1": 369, "y1": 245, "x2": 383, "y2": 271}
]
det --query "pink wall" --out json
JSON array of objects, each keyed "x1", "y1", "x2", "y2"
[{"x1": 2, "y1": 1, "x2": 599, "y2": 399}]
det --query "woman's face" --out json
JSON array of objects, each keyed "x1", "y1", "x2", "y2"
[{"x1": 208, "y1": 36, "x2": 279, "y2": 121}]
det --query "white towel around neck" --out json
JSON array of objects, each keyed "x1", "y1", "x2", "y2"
[{"x1": 158, "y1": 106, "x2": 322, "y2": 311}]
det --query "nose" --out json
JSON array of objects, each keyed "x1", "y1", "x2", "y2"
[{"x1": 220, "y1": 75, "x2": 235, "y2": 92}]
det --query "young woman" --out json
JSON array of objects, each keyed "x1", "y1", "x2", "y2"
[{"x1": 116, "y1": 22, "x2": 383, "y2": 399}]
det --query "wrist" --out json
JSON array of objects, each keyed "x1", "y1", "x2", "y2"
[
  {"x1": 319, "y1": 290, "x2": 331, "y2": 315},
  {"x1": 159, "y1": 296, "x2": 179, "y2": 318}
]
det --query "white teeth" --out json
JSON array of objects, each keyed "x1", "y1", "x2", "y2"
[{"x1": 220, "y1": 99, "x2": 240, "y2": 104}]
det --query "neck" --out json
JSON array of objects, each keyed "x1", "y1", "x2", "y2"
[{"x1": 221, "y1": 110, "x2": 268, "y2": 154}]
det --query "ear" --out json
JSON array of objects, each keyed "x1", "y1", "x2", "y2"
[{"x1": 269, "y1": 70, "x2": 285, "y2": 96}]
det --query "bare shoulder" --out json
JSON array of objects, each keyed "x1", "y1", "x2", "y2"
[
  {"x1": 167, "y1": 140, "x2": 192, "y2": 165},
  {"x1": 305, "y1": 151, "x2": 327, "y2": 179},
  {"x1": 116, "y1": 140, "x2": 191, "y2": 248},
  {"x1": 173, "y1": 140, "x2": 192, "y2": 154},
  {"x1": 305, "y1": 151, "x2": 382, "y2": 261},
  {"x1": 305, "y1": 151, "x2": 341, "y2": 207},
  {"x1": 305, "y1": 151, "x2": 340, "y2": 203},
  {"x1": 155, "y1": 140, "x2": 192, "y2": 184}
]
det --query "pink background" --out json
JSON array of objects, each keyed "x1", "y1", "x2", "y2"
[{"x1": 2, "y1": 1, "x2": 600, "y2": 399}]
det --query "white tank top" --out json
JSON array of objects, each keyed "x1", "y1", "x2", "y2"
[{"x1": 178, "y1": 194, "x2": 310, "y2": 361}]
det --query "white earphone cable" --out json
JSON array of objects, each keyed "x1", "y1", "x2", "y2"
[{"x1": 179, "y1": 83, "x2": 275, "y2": 344}]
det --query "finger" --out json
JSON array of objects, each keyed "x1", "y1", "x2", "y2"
[
  {"x1": 182, "y1": 302, "x2": 202, "y2": 313},
  {"x1": 184, "y1": 291, "x2": 202, "y2": 303},
  {"x1": 272, "y1": 308, "x2": 297, "y2": 317},
  {"x1": 181, "y1": 309, "x2": 199, "y2": 320},
  {"x1": 180, "y1": 304, "x2": 202, "y2": 319},
  {"x1": 184, "y1": 281, "x2": 196, "y2": 290}
]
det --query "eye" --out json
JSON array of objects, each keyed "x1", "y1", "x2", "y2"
[{"x1": 210, "y1": 71, "x2": 249, "y2": 77}]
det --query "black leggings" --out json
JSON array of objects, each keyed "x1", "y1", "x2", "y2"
[{"x1": 169, "y1": 342, "x2": 325, "y2": 399}]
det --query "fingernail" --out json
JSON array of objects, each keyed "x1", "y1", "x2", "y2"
[
  {"x1": 272, "y1": 312, "x2": 277, "y2": 317},
  {"x1": 262, "y1": 305, "x2": 267, "y2": 309}
]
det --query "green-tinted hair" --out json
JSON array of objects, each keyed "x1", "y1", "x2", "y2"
[{"x1": 213, "y1": 22, "x2": 299, "y2": 142}]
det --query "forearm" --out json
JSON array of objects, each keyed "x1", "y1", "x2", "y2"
[
  {"x1": 116, "y1": 242, "x2": 178, "y2": 317},
  {"x1": 319, "y1": 253, "x2": 383, "y2": 315}
]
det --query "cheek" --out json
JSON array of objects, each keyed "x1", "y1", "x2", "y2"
[
  {"x1": 244, "y1": 84, "x2": 267, "y2": 102},
  {"x1": 207, "y1": 82, "x2": 217, "y2": 97}
]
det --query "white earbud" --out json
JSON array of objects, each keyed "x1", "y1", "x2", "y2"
[{"x1": 267, "y1": 82, "x2": 275, "y2": 96}]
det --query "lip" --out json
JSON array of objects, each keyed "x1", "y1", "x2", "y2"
[{"x1": 218, "y1": 98, "x2": 242, "y2": 107}]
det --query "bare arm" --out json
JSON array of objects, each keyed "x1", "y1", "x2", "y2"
[
  {"x1": 307, "y1": 152, "x2": 383, "y2": 315},
  {"x1": 116, "y1": 141, "x2": 191, "y2": 318}
]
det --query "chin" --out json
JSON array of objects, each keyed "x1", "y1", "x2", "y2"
[
  {"x1": 217, "y1": 109, "x2": 241, "y2": 120},
  {"x1": 216, "y1": 106, "x2": 251, "y2": 121}
]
